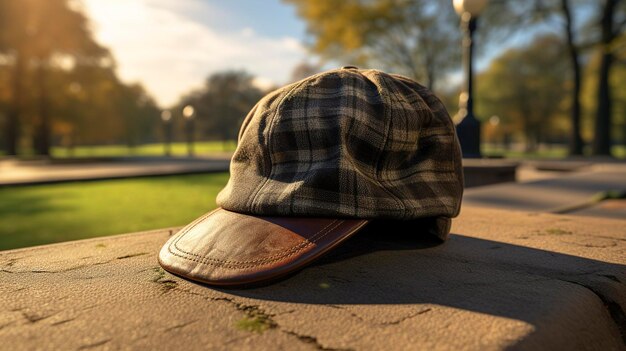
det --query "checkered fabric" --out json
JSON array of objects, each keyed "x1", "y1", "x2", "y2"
[{"x1": 216, "y1": 68, "x2": 463, "y2": 228}]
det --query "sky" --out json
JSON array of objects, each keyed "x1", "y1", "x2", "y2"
[
  {"x1": 82, "y1": 0, "x2": 310, "y2": 107},
  {"x1": 80, "y1": 0, "x2": 570, "y2": 108}
]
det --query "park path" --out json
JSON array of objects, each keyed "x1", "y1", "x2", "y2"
[
  {"x1": 463, "y1": 162, "x2": 626, "y2": 219},
  {"x1": 0, "y1": 156, "x2": 231, "y2": 186}
]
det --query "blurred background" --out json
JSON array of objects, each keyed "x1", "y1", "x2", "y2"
[{"x1": 1, "y1": 0, "x2": 625, "y2": 250}]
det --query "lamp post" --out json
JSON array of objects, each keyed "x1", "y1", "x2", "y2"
[
  {"x1": 182, "y1": 105, "x2": 195, "y2": 157},
  {"x1": 161, "y1": 110, "x2": 172, "y2": 157},
  {"x1": 453, "y1": 0, "x2": 488, "y2": 158}
]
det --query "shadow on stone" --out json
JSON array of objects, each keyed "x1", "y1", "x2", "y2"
[{"x1": 212, "y1": 223, "x2": 625, "y2": 343}]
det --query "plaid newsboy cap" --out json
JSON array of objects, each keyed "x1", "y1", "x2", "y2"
[{"x1": 159, "y1": 67, "x2": 464, "y2": 287}]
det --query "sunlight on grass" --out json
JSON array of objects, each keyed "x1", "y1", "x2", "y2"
[
  {"x1": 482, "y1": 144, "x2": 626, "y2": 159},
  {"x1": 0, "y1": 173, "x2": 229, "y2": 250},
  {"x1": 49, "y1": 141, "x2": 237, "y2": 158},
  {"x1": 8, "y1": 141, "x2": 623, "y2": 159}
]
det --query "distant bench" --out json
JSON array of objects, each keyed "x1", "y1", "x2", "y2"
[{"x1": 462, "y1": 158, "x2": 518, "y2": 188}]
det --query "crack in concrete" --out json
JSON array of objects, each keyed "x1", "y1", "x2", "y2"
[
  {"x1": 328, "y1": 305, "x2": 432, "y2": 326},
  {"x1": 150, "y1": 267, "x2": 178, "y2": 294},
  {"x1": 20, "y1": 311, "x2": 57, "y2": 324},
  {"x1": 0, "y1": 255, "x2": 31, "y2": 266},
  {"x1": 1, "y1": 252, "x2": 150, "y2": 274},
  {"x1": 281, "y1": 330, "x2": 354, "y2": 351},
  {"x1": 1, "y1": 261, "x2": 111, "y2": 274},
  {"x1": 380, "y1": 308, "x2": 432, "y2": 325},
  {"x1": 174, "y1": 287, "x2": 349, "y2": 349},
  {"x1": 4, "y1": 259, "x2": 19, "y2": 267},
  {"x1": 116, "y1": 252, "x2": 149, "y2": 260},
  {"x1": 163, "y1": 319, "x2": 198, "y2": 332},
  {"x1": 77, "y1": 338, "x2": 112, "y2": 350},
  {"x1": 51, "y1": 318, "x2": 75, "y2": 326},
  {"x1": 327, "y1": 305, "x2": 365, "y2": 322},
  {"x1": 0, "y1": 322, "x2": 14, "y2": 330}
]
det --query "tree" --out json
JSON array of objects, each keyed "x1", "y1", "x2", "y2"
[
  {"x1": 284, "y1": 0, "x2": 460, "y2": 90},
  {"x1": 582, "y1": 41, "x2": 626, "y2": 154},
  {"x1": 478, "y1": 0, "x2": 589, "y2": 155},
  {"x1": 612, "y1": 52, "x2": 626, "y2": 150},
  {"x1": 500, "y1": 0, "x2": 626, "y2": 156},
  {"x1": 0, "y1": 0, "x2": 158, "y2": 155},
  {"x1": 560, "y1": 0, "x2": 585, "y2": 155},
  {"x1": 177, "y1": 71, "x2": 264, "y2": 143},
  {"x1": 0, "y1": 0, "x2": 28, "y2": 155},
  {"x1": 48, "y1": 63, "x2": 159, "y2": 149},
  {"x1": 592, "y1": 0, "x2": 626, "y2": 156},
  {"x1": 289, "y1": 61, "x2": 322, "y2": 82},
  {"x1": 476, "y1": 35, "x2": 570, "y2": 152},
  {"x1": 0, "y1": 0, "x2": 110, "y2": 156}
]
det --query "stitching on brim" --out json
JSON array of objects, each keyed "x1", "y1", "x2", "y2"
[{"x1": 168, "y1": 211, "x2": 347, "y2": 268}]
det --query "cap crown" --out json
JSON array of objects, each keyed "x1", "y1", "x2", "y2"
[{"x1": 217, "y1": 68, "x2": 463, "y2": 220}]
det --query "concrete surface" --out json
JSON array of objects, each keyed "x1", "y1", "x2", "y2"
[
  {"x1": 464, "y1": 165, "x2": 626, "y2": 216},
  {"x1": 1, "y1": 207, "x2": 624, "y2": 350},
  {"x1": 0, "y1": 156, "x2": 231, "y2": 186}
]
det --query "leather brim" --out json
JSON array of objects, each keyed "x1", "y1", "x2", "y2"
[{"x1": 158, "y1": 208, "x2": 369, "y2": 287}]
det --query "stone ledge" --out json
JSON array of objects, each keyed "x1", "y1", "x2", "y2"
[{"x1": 1, "y1": 207, "x2": 625, "y2": 350}]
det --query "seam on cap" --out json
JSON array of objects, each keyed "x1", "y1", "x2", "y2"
[
  {"x1": 249, "y1": 78, "x2": 312, "y2": 213},
  {"x1": 168, "y1": 211, "x2": 348, "y2": 268},
  {"x1": 413, "y1": 83, "x2": 462, "y2": 216},
  {"x1": 374, "y1": 72, "x2": 404, "y2": 213},
  {"x1": 352, "y1": 70, "x2": 400, "y2": 209},
  {"x1": 380, "y1": 72, "x2": 412, "y2": 215},
  {"x1": 384, "y1": 74, "x2": 450, "y2": 215},
  {"x1": 290, "y1": 83, "x2": 313, "y2": 214}
]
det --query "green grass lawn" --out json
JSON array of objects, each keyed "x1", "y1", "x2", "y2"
[
  {"x1": 0, "y1": 173, "x2": 229, "y2": 251},
  {"x1": 3, "y1": 141, "x2": 623, "y2": 159},
  {"x1": 50, "y1": 141, "x2": 237, "y2": 158},
  {"x1": 482, "y1": 144, "x2": 626, "y2": 159}
]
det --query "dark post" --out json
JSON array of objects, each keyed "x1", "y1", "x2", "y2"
[
  {"x1": 186, "y1": 119, "x2": 194, "y2": 157},
  {"x1": 161, "y1": 110, "x2": 172, "y2": 157},
  {"x1": 456, "y1": 15, "x2": 481, "y2": 158},
  {"x1": 182, "y1": 105, "x2": 195, "y2": 157}
]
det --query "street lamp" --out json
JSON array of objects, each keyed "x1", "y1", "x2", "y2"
[
  {"x1": 161, "y1": 110, "x2": 172, "y2": 157},
  {"x1": 182, "y1": 105, "x2": 195, "y2": 157},
  {"x1": 453, "y1": 0, "x2": 488, "y2": 158}
]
